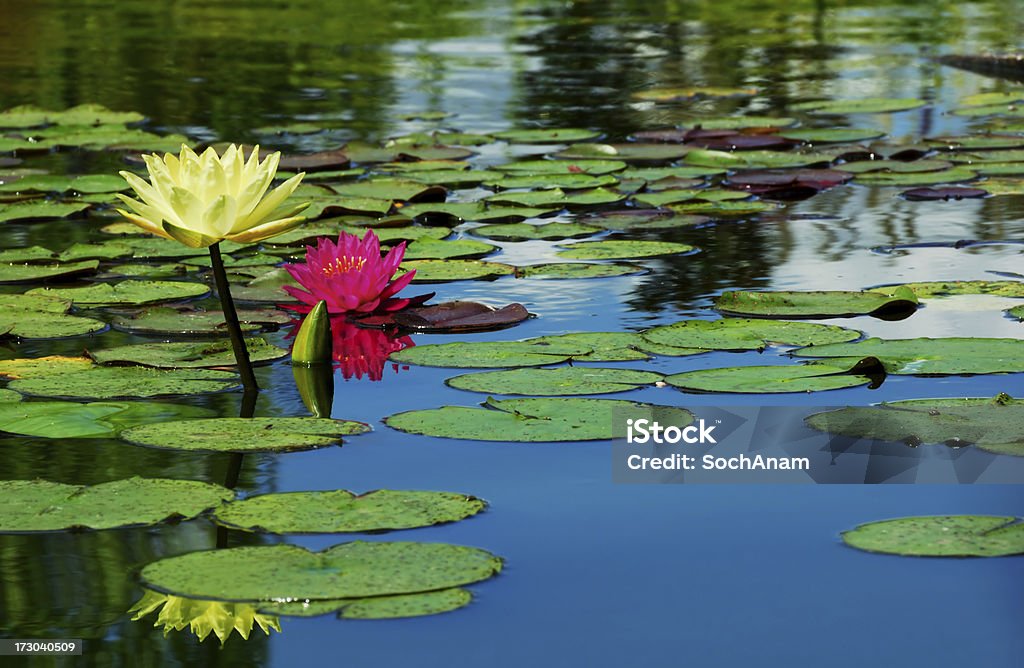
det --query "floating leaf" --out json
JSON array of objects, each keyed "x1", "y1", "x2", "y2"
[
  {"x1": 869, "y1": 281, "x2": 1024, "y2": 298},
  {"x1": 632, "y1": 188, "x2": 749, "y2": 208},
  {"x1": 840, "y1": 516, "x2": 1024, "y2": 557},
  {"x1": 5, "y1": 363, "x2": 239, "y2": 400},
  {"x1": 642, "y1": 318, "x2": 861, "y2": 351},
  {"x1": 679, "y1": 116, "x2": 796, "y2": 130},
  {"x1": 0, "y1": 400, "x2": 214, "y2": 439},
  {"x1": 262, "y1": 588, "x2": 473, "y2": 620},
  {"x1": 483, "y1": 172, "x2": 618, "y2": 190},
  {"x1": 556, "y1": 240, "x2": 695, "y2": 260},
  {"x1": 214, "y1": 490, "x2": 486, "y2": 534},
  {"x1": 684, "y1": 149, "x2": 831, "y2": 169},
  {"x1": 387, "y1": 397, "x2": 692, "y2": 442},
  {"x1": 494, "y1": 128, "x2": 600, "y2": 143},
  {"x1": 665, "y1": 361, "x2": 877, "y2": 394},
  {"x1": 714, "y1": 287, "x2": 919, "y2": 319},
  {"x1": 806, "y1": 395, "x2": 1024, "y2": 456},
  {"x1": 398, "y1": 201, "x2": 556, "y2": 223},
  {"x1": 389, "y1": 339, "x2": 591, "y2": 368},
  {"x1": 582, "y1": 209, "x2": 710, "y2": 231},
  {"x1": 0, "y1": 294, "x2": 106, "y2": 339},
  {"x1": 447, "y1": 366, "x2": 663, "y2": 396},
  {"x1": 632, "y1": 87, "x2": 758, "y2": 102},
  {"x1": 0, "y1": 478, "x2": 233, "y2": 532},
  {"x1": 121, "y1": 417, "x2": 370, "y2": 453},
  {"x1": 486, "y1": 187, "x2": 625, "y2": 208},
  {"x1": 28, "y1": 280, "x2": 209, "y2": 306},
  {"x1": 111, "y1": 307, "x2": 291, "y2": 336},
  {"x1": 853, "y1": 168, "x2": 977, "y2": 186},
  {"x1": 140, "y1": 541, "x2": 502, "y2": 602},
  {"x1": 792, "y1": 98, "x2": 926, "y2": 114},
  {"x1": 402, "y1": 238, "x2": 497, "y2": 260},
  {"x1": 514, "y1": 263, "x2": 647, "y2": 279},
  {"x1": 0, "y1": 260, "x2": 98, "y2": 284},
  {"x1": 399, "y1": 259, "x2": 515, "y2": 282},
  {"x1": 791, "y1": 337, "x2": 1024, "y2": 374},
  {"x1": 493, "y1": 159, "x2": 626, "y2": 175},
  {"x1": 470, "y1": 222, "x2": 602, "y2": 241},
  {"x1": 780, "y1": 128, "x2": 886, "y2": 143},
  {"x1": 525, "y1": 331, "x2": 700, "y2": 361},
  {"x1": 88, "y1": 338, "x2": 287, "y2": 369},
  {"x1": 552, "y1": 144, "x2": 690, "y2": 162},
  {"x1": 392, "y1": 302, "x2": 530, "y2": 333},
  {"x1": 901, "y1": 186, "x2": 988, "y2": 201},
  {"x1": 228, "y1": 268, "x2": 300, "y2": 303},
  {"x1": 0, "y1": 200, "x2": 91, "y2": 223}
]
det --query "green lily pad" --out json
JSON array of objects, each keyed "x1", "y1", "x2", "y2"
[
  {"x1": 948, "y1": 149, "x2": 1024, "y2": 164},
  {"x1": 331, "y1": 178, "x2": 446, "y2": 203},
  {"x1": 213, "y1": 490, "x2": 486, "y2": 534},
  {"x1": 399, "y1": 259, "x2": 515, "y2": 282},
  {"x1": 486, "y1": 187, "x2": 625, "y2": 208},
  {"x1": 264, "y1": 222, "x2": 448, "y2": 247},
  {"x1": 619, "y1": 166, "x2": 726, "y2": 180},
  {"x1": 556, "y1": 240, "x2": 695, "y2": 260},
  {"x1": 840, "y1": 516, "x2": 1024, "y2": 557},
  {"x1": 493, "y1": 159, "x2": 626, "y2": 175},
  {"x1": 111, "y1": 238, "x2": 208, "y2": 259},
  {"x1": 525, "y1": 331, "x2": 701, "y2": 361},
  {"x1": 961, "y1": 91, "x2": 1024, "y2": 107},
  {"x1": 683, "y1": 149, "x2": 831, "y2": 170},
  {"x1": 0, "y1": 245, "x2": 55, "y2": 263},
  {"x1": 0, "y1": 174, "x2": 128, "y2": 194},
  {"x1": 679, "y1": 116, "x2": 796, "y2": 130},
  {"x1": 836, "y1": 159, "x2": 953, "y2": 174},
  {"x1": 398, "y1": 201, "x2": 556, "y2": 223},
  {"x1": 552, "y1": 144, "x2": 690, "y2": 162},
  {"x1": 806, "y1": 395, "x2": 1024, "y2": 456},
  {"x1": 582, "y1": 210, "x2": 710, "y2": 231},
  {"x1": 471, "y1": 222, "x2": 602, "y2": 241},
  {"x1": 0, "y1": 260, "x2": 98, "y2": 284},
  {"x1": 514, "y1": 263, "x2": 647, "y2": 279},
  {"x1": 792, "y1": 98, "x2": 926, "y2": 114},
  {"x1": 228, "y1": 268, "x2": 300, "y2": 303},
  {"x1": 869, "y1": 281, "x2": 1024, "y2": 298},
  {"x1": 0, "y1": 400, "x2": 214, "y2": 439},
  {"x1": 8, "y1": 365, "x2": 239, "y2": 400},
  {"x1": 780, "y1": 128, "x2": 886, "y2": 143},
  {"x1": 0, "y1": 477, "x2": 233, "y2": 532},
  {"x1": 791, "y1": 337, "x2": 1024, "y2": 374},
  {"x1": 111, "y1": 307, "x2": 291, "y2": 336},
  {"x1": 665, "y1": 361, "x2": 875, "y2": 394},
  {"x1": 0, "y1": 389, "x2": 21, "y2": 402},
  {"x1": 642, "y1": 318, "x2": 861, "y2": 351},
  {"x1": 853, "y1": 168, "x2": 977, "y2": 186},
  {"x1": 88, "y1": 338, "x2": 287, "y2": 369},
  {"x1": 0, "y1": 294, "x2": 106, "y2": 339},
  {"x1": 389, "y1": 340, "x2": 591, "y2": 368},
  {"x1": 406, "y1": 169, "x2": 506, "y2": 187},
  {"x1": 386, "y1": 397, "x2": 693, "y2": 442},
  {"x1": 0, "y1": 200, "x2": 91, "y2": 223},
  {"x1": 714, "y1": 287, "x2": 919, "y2": 318},
  {"x1": 1006, "y1": 305, "x2": 1024, "y2": 320},
  {"x1": 925, "y1": 135, "x2": 1024, "y2": 151},
  {"x1": 260, "y1": 588, "x2": 473, "y2": 620},
  {"x1": 632, "y1": 87, "x2": 758, "y2": 102},
  {"x1": 668, "y1": 199, "x2": 776, "y2": 216},
  {"x1": 57, "y1": 241, "x2": 134, "y2": 262},
  {"x1": 484, "y1": 173, "x2": 618, "y2": 190},
  {"x1": 633, "y1": 188, "x2": 749, "y2": 208},
  {"x1": 494, "y1": 128, "x2": 600, "y2": 143},
  {"x1": 402, "y1": 239, "x2": 497, "y2": 260},
  {"x1": 101, "y1": 263, "x2": 190, "y2": 280},
  {"x1": 121, "y1": 417, "x2": 370, "y2": 453},
  {"x1": 140, "y1": 541, "x2": 502, "y2": 602},
  {"x1": 27, "y1": 280, "x2": 209, "y2": 306},
  {"x1": 447, "y1": 366, "x2": 664, "y2": 396}
]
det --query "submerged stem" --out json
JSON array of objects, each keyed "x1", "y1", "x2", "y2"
[{"x1": 209, "y1": 242, "x2": 259, "y2": 392}]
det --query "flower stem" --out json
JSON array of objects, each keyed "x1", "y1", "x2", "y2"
[{"x1": 209, "y1": 242, "x2": 259, "y2": 393}]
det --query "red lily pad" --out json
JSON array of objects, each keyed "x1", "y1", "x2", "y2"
[
  {"x1": 725, "y1": 169, "x2": 853, "y2": 199},
  {"x1": 389, "y1": 301, "x2": 531, "y2": 333},
  {"x1": 900, "y1": 186, "x2": 989, "y2": 201},
  {"x1": 279, "y1": 149, "x2": 351, "y2": 172}
]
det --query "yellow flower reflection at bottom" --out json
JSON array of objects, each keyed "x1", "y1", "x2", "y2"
[{"x1": 129, "y1": 589, "x2": 282, "y2": 645}]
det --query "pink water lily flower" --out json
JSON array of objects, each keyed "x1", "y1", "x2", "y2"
[{"x1": 282, "y1": 230, "x2": 424, "y2": 315}]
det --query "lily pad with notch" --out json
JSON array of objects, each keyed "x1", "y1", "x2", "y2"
[
  {"x1": 0, "y1": 400, "x2": 214, "y2": 439},
  {"x1": 665, "y1": 359, "x2": 884, "y2": 394},
  {"x1": 121, "y1": 417, "x2": 371, "y2": 453},
  {"x1": 213, "y1": 489, "x2": 486, "y2": 534},
  {"x1": 28, "y1": 280, "x2": 210, "y2": 306},
  {"x1": 87, "y1": 338, "x2": 288, "y2": 369},
  {"x1": 391, "y1": 301, "x2": 530, "y2": 333},
  {"x1": 514, "y1": 263, "x2": 647, "y2": 279},
  {"x1": 642, "y1": 318, "x2": 861, "y2": 351},
  {"x1": 259, "y1": 588, "x2": 473, "y2": 620},
  {"x1": 447, "y1": 366, "x2": 664, "y2": 396},
  {"x1": 556, "y1": 240, "x2": 696, "y2": 260},
  {"x1": 840, "y1": 515, "x2": 1024, "y2": 557},
  {"x1": 791, "y1": 337, "x2": 1024, "y2": 375},
  {"x1": 714, "y1": 287, "x2": 919, "y2": 319}
]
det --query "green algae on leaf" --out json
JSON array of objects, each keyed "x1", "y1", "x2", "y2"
[
  {"x1": 514, "y1": 263, "x2": 646, "y2": 279},
  {"x1": 494, "y1": 128, "x2": 600, "y2": 143},
  {"x1": 642, "y1": 318, "x2": 861, "y2": 351},
  {"x1": 791, "y1": 337, "x2": 1024, "y2": 375},
  {"x1": 556, "y1": 240, "x2": 695, "y2": 260},
  {"x1": 121, "y1": 417, "x2": 370, "y2": 453},
  {"x1": 87, "y1": 338, "x2": 287, "y2": 369},
  {"x1": 841, "y1": 516, "x2": 1024, "y2": 557},
  {"x1": 387, "y1": 397, "x2": 693, "y2": 442},
  {"x1": 0, "y1": 294, "x2": 106, "y2": 339},
  {"x1": 213, "y1": 490, "x2": 486, "y2": 534},
  {"x1": 259, "y1": 588, "x2": 473, "y2": 620},
  {"x1": 493, "y1": 159, "x2": 626, "y2": 175},
  {"x1": 714, "y1": 287, "x2": 919, "y2": 319},
  {"x1": 0, "y1": 478, "x2": 233, "y2": 532},
  {"x1": 780, "y1": 128, "x2": 886, "y2": 143},
  {"x1": 806, "y1": 395, "x2": 1024, "y2": 456},
  {"x1": 140, "y1": 541, "x2": 502, "y2": 602},
  {"x1": 0, "y1": 260, "x2": 99, "y2": 284},
  {"x1": 869, "y1": 280, "x2": 1024, "y2": 298},
  {"x1": 8, "y1": 365, "x2": 240, "y2": 400},
  {"x1": 447, "y1": 366, "x2": 664, "y2": 396},
  {"x1": 0, "y1": 400, "x2": 214, "y2": 439},
  {"x1": 401, "y1": 238, "x2": 497, "y2": 260},
  {"x1": 399, "y1": 259, "x2": 515, "y2": 282},
  {"x1": 665, "y1": 361, "x2": 878, "y2": 394},
  {"x1": 111, "y1": 307, "x2": 291, "y2": 336},
  {"x1": 470, "y1": 222, "x2": 601, "y2": 241},
  {"x1": 0, "y1": 200, "x2": 91, "y2": 223},
  {"x1": 27, "y1": 280, "x2": 210, "y2": 306}
]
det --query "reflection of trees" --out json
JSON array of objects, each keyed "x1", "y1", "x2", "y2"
[{"x1": 0, "y1": 0, "x2": 478, "y2": 140}]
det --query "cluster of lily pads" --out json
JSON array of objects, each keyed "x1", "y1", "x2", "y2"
[{"x1": 2, "y1": 93, "x2": 1024, "y2": 644}]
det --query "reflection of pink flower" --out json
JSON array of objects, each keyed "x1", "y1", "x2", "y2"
[
  {"x1": 331, "y1": 318, "x2": 413, "y2": 381},
  {"x1": 282, "y1": 231, "x2": 424, "y2": 315}
]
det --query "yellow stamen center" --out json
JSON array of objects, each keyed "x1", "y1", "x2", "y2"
[{"x1": 322, "y1": 256, "x2": 366, "y2": 277}]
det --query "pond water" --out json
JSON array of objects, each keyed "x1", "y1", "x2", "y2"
[{"x1": 1, "y1": 0, "x2": 1023, "y2": 666}]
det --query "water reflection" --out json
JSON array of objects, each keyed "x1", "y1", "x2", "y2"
[
  {"x1": 129, "y1": 588, "x2": 281, "y2": 646},
  {"x1": 331, "y1": 318, "x2": 415, "y2": 382}
]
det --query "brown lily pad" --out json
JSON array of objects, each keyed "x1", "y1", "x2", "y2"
[
  {"x1": 278, "y1": 149, "x2": 351, "y2": 172},
  {"x1": 389, "y1": 301, "x2": 531, "y2": 333},
  {"x1": 901, "y1": 186, "x2": 989, "y2": 201}
]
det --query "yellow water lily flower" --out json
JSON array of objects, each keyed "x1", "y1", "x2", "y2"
[{"x1": 116, "y1": 144, "x2": 308, "y2": 248}]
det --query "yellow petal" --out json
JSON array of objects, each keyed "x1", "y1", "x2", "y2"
[
  {"x1": 115, "y1": 208, "x2": 172, "y2": 239},
  {"x1": 162, "y1": 221, "x2": 220, "y2": 247},
  {"x1": 237, "y1": 172, "x2": 305, "y2": 230},
  {"x1": 118, "y1": 171, "x2": 165, "y2": 209},
  {"x1": 227, "y1": 212, "x2": 307, "y2": 243},
  {"x1": 202, "y1": 194, "x2": 238, "y2": 238}
]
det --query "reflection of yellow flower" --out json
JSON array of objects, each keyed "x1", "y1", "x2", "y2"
[
  {"x1": 129, "y1": 589, "x2": 282, "y2": 645},
  {"x1": 116, "y1": 144, "x2": 307, "y2": 248}
]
